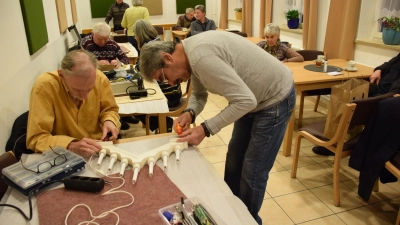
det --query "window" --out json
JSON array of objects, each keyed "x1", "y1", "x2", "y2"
[
  {"x1": 371, "y1": 0, "x2": 400, "y2": 39},
  {"x1": 282, "y1": 0, "x2": 304, "y2": 24}
]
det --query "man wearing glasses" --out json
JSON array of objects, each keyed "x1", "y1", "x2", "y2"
[
  {"x1": 138, "y1": 31, "x2": 295, "y2": 225},
  {"x1": 26, "y1": 50, "x2": 121, "y2": 158}
]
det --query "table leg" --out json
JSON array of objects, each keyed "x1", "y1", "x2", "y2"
[{"x1": 283, "y1": 109, "x2": 295, "y2": 156}]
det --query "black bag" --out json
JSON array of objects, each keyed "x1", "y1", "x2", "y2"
[
  {"x1": 6, "y1": 111, "x2": 34, "y2": 160},
  {"x1": 158, "y1": 83, "x2": 182, "y2": 108}
]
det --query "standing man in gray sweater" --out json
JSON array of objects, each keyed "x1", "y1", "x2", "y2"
[{"x1": 139, "y1": 31, "x2": 295, "y2": 224}]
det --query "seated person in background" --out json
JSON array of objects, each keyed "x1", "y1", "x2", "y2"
[
  {"x1": 81, "y1": 22, "x2": 129, "y2": 68},
  {"x1": 176, "y1": 8, "x2": 196, "y2": 30},
  {"x1": 132, "y1": 19, "x2": 175, "y2": 132},
  {"x1": 27, "y1": 50, "x2": 121, "y2": 158},
  {"x1": 175, "y1": 7, "x2": 196, "y2": 42},
  {"x1": 190, "y1": 5, "x2": 216, "y2": 36},
  {"x1": 313, "y1": 53, "x2": 400, "y2": 156},
  {"x1": 82, "y1": 22, "x2": 138, "y2": 128},
  {"x1": 257, "y1": 23, "x2": 304, "y2": 62},
  {"x1": 369, "y1": 53, "x2": 400, "y2": 97},
  {"x1": 105, "y1": 0, "x2": 130, "y2": 32}
]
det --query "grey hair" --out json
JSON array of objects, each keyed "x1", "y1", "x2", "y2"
[
  {"x1": 195, "y1": 5, "x2": 205, "y2": 13},
  {"x1": 263, "y1": 23, "x2": 280, "y2": 36},
  {"x1": 92, "y1": 22, "x2": 111, "y2": 37},
  {"x1": 132, "y1": 0, "x2": 143, "y2": 6},
  {"x1": 61, "y1": 49, "x2": 98, "y2": 76},
  {"x1": 139, "y1": 41, "x2": 177, "y2": 81},
  {"x1": 186, "y1": 8, "x2": 194, "y2": 14},
  {"x1": 133, "y1": 19, "x2": 158, "y2": 49}
]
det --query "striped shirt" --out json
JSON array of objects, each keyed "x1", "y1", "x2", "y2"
[
  {"x1": 81, "y1": 34, "x2": 129, "y2": 64},
  {"x1": 105, "y1": 2, "x2": 129, "y2": 26}
]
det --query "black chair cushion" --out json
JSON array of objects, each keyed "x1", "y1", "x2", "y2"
[{"x1": 300, "y1": 121, "x2": 360, "y2": 151}]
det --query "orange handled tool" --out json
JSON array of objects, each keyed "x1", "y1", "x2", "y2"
[{"x1": 176, "y1": 124, "x2": 182, "y2": 135}]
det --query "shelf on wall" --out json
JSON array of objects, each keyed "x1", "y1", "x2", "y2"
[
  {"x1": 279, "y1": 25, "x2": 303, "y2": 34},
  {"x1": 228, "y1": 19, "x2": 242, "y2": 23},
  {"x1": 355, "y1": 38, "x2": 400, "y2": 51}
]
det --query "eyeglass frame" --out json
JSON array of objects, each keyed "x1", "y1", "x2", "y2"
[{"x1": 20, "y1": 146, "x2": 67, "y2": 173}]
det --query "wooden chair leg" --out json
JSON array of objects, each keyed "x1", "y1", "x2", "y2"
[
  {"x1": 291, "y1": 134, "x2": 303, "y2": 178},
  {"x1": 145, "y1": 115, "x2": 152, "y2": 135},
  {"x1": 314, "y1": 95, "x2": 321, "y2": 112},
  {"x1": 396, "y1": 207, "x2": 400, "y2": 225},
  {"x1": 298, "y1": 92, "x2": 305, "y2": 128},
  {"x1": 333, "y1": 152, "x2": 342, "y2": 207}
]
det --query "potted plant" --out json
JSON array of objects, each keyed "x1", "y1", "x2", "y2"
[
  {"x1": 234, "y1": 8, "x2": 242, "y2": 20},
  {"x1": 286, "y1": 10, "x2": 299, "y2": 29},
  {"x1": 379, "y1": 16, "x2": 400, "y2": 45}
]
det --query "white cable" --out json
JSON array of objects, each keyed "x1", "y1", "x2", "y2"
[{"x1": 65, "y1": 155, "x2": 134, "y2": 225}]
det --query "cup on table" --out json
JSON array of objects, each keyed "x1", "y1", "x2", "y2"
[
  {"x1": 315, "y1": 55, "x2": 325, "y2": 68},
  {"x1": 347, "y1": 60, "x2": 356, "y2": 70}
]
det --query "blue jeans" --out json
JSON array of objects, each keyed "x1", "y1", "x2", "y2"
[{"x1": 224, "y1": 85, "x2": 296, "y2": 224}]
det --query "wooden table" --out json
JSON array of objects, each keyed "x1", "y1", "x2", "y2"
[
  {"x1": 0, "y1": 134, "x2": 257, "y2": 225},
  {"x1": 245, "y1": 37, "x2": 264, "y2": 44},
  {"x1": 172, "y1": 30, "x2": 190, "y2": 41},
  {"x1": 282, "y1": 59, "x2": 373, "y2": 156},
  {"x1": 117, "y1": 42, "x2": 138, "y2": 65}
]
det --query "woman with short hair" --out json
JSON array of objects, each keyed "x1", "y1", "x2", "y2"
[{"x1": 257, "y1": 23, "x2": 304, "y2": 62}]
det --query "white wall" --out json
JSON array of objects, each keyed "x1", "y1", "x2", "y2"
[{"x1": 0, "y1": 0, "x2": 74, "y2": 154}]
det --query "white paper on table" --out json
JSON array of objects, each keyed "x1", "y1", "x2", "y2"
[{"x1": 327, "y1": 71, "x2": 343, "y2": 76}]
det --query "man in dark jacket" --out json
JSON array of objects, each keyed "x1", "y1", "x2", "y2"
[
  {"x1": 369, "y1": 53, "x2": 400, "y2": 96},
  {"x1": 190, "y1": 5, "x2": 216, "y2": 36}
]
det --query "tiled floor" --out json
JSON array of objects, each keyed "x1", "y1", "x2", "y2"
[{"x1": 120, "y1": 90, "x2": 400, "y2": 225}]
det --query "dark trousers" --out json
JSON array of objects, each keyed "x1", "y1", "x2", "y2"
[{"x1": 113, "y1": 25, "x2": 124, "y2": 32}]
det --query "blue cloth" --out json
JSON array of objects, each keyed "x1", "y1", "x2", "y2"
[{"x1": 224, "y1": 84, "x2": 296, "y2": 224}]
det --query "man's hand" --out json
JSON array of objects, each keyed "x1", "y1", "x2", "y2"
[
  {"x1": 173, "y1": 112, "x2": 192, "y2": 133},
  {"x1": 98, "y1": 60, "x2": 110, "y2": 65},
  {"x1": 177, "y1": 126, "x2": 206, "y2": 146},
  {"x1": 110, "y1": 60, "x2": 118, "y2": 68},
  {"x1": 101, "y1": 120, "x2": 119, "y2": 141},
  {"x1": 370, "y1": 70, "x2": 382, "y2": 84},
  {"x1": 67, "y1": 138, "x2": 102, "y2": 157}
]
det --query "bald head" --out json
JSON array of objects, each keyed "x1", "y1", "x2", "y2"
[{"x1": 61, "y1": 50, "x2": 98, "y2": 77}]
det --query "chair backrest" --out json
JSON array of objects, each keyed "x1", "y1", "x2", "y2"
[
  {"x1": 153, "y1": 26, "x2": 165, "y2": 41},
  {"x1": 0, "y1": 151, "x2": 18, "y2": 200},
  {"x1": 113, "y1": 35, "x2": 128, "y2": 43},
  {"x1": 296, "y1": 50, "x2": 325, "y2": 61},
  {"x1": 114, "y1": 30, "x2": 125, "y2": 34},
  {"x1": 233, "y1": 32, "x2": 248, "y2": 37},
  {"x1": 350, "y1": 93, "x2": 394, "y2": 126}
]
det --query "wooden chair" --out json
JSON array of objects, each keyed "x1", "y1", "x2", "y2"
[
  {"x1": 113, "y1": 35, "x2": 128, "y2": 43},
  {"x1": 153, "y1": 26, "x2": 165, "y2": 41},
  {"x1": 145, "y1": 80, "x2": 195, "y2": 135},
  {"x1": 296, "y1": 50, "x2": 330, "y2": 127},
  {"x1": 0, "y1": 151, "x2": 18, "y2": 200},
  {"x1": 291, "y1": 93, "x2": 394, "y2": 207}
]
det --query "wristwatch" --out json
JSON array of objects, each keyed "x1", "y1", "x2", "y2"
[
  {"x1": 200, "y1": 122, "x2": 211, "y2": 137},
  {"x1": 183, "y1": 109, "x2": 196, "y2": 124}
]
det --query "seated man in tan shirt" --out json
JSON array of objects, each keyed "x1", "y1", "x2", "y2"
[{"x1": 26, "y1": 50, "x2": 121, "y2": 157}]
